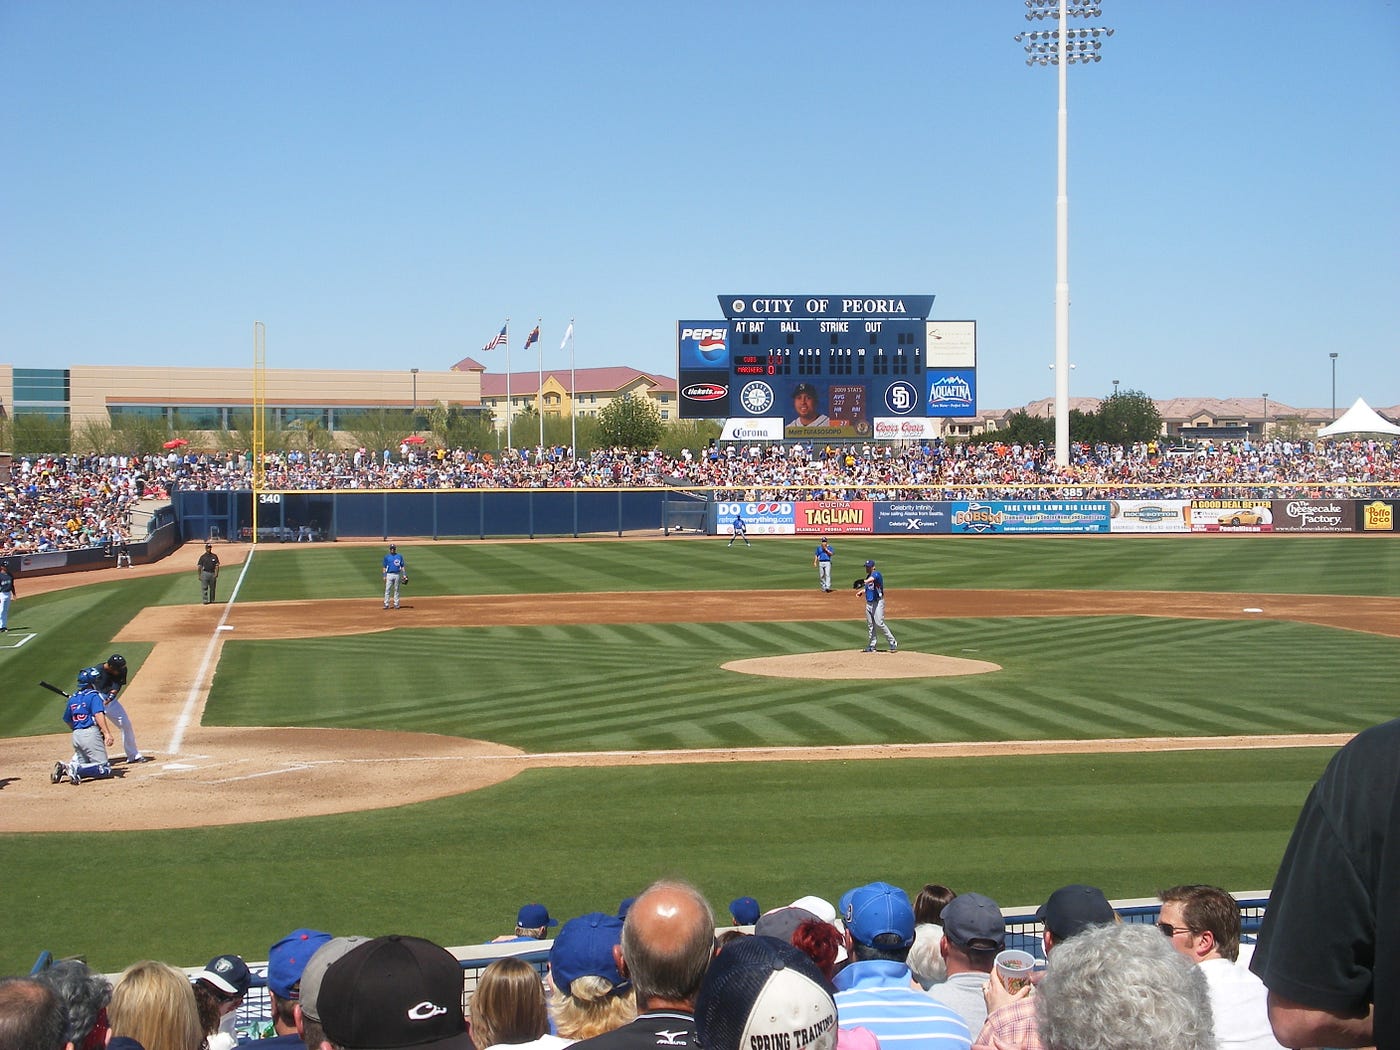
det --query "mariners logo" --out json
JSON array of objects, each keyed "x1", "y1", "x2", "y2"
[
  {"x1": 885, "y1": 381, "x2": 918, "y2": 415},
  {"x1": 739, "y1": 381, "x2": 774, "y2": 414}
]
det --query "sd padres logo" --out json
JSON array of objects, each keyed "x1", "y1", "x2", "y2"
[{"x1": 884, "y1": 381, "x2": 918, "y2": 415}]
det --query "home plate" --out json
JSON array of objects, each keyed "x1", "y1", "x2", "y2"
[
  {"x1": 162, "y1": 762, "x2": 198, "y2": 770},
  {"x1": 1243, "y1": 608, "x2": 1264, "y2": 614}
]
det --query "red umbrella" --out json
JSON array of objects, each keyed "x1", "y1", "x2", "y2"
[
  {"x1": 163, "y1": 438, "x2": 189, "y2": 449},
  {"x1": 402, "y1": 435, "x2": 427, "y2": 445}
]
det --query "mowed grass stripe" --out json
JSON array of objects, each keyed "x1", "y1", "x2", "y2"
[
  {"x1": 208, "y1": 615, "x2": 1400, "y2": 748},
  {"x1": 233, "y1": 535, "x2": 1400, "y2": 601}
]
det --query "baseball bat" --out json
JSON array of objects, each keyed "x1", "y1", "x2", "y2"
[{"x1": 39, "y1": 680, "x2": 70, "y2": 699}]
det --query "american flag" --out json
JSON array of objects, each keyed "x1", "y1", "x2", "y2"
[
  {"x1": 523, "y1": 324, "x2": 541, "y2": 350},
  {"x1": 480, "y1": 325, "x2": 507, "y2": 352}
]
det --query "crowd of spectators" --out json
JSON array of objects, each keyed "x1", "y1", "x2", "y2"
[{"x1": 5, "y1": 436, "x2": 1399, "y2": 555}]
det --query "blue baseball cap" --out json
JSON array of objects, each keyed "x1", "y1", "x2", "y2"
[
  {"x1": 840, "y1": 882, "x2": 914, "y2": 948},
  {"x1": 267, "y1": 928, "x2": 333, "y2": 1000},
  {"x1": 729, "y1": 896, "x2": 760, "y2": 926},
  {"x1": 550, "y1": 912, "x2": 628, "y2": 996},
  {"x1": 517, "y1": 903, "x2": 558, "y2": 929},
  {"x1": 864, "y1": 560, "x2": 876, "y2": 568}
]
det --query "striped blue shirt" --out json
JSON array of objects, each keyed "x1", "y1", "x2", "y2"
[{"x1": 833, "y1": 961, "x2": 971, "y2": 1050}]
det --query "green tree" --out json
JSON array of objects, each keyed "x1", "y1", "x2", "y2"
[
  {"x1": 595, "y1": 393, "x2": 663, "y2": 450},
  {"x1": 12, "y1": 413, "x2": 72, "y2": 454},
  {"x1": 1097, "y1": 389, "x2": 1163, "y2": 444},
  {"x1": 342, "y1": 409, "x2": 413, "y2": 456},
  {"x1": 657, "y1": 418, "x2": 723, "y2": 457},
  {"x1": 972, "y1": 410, "x2": 1054, "y2": 447}
]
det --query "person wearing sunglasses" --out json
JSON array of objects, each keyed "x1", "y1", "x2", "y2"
[{"x1": 1156, "y1": 886, "x2": 1282, "y2": 1050}]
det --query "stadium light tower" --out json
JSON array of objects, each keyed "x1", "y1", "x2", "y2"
[
  {"x1": 1015, "y1": 0, "x2": 1113, "y2": 468},
  {"x1": 1329, "y1": 352, "x2": 1338, "y2": 420}
]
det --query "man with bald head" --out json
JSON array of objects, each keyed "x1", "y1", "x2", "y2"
[{"x1": 571, "y1": 879, "x2": 716, "y2": 1050}]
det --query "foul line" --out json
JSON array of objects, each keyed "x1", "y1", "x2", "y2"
[{"x1": 166, "y1": 549, "x2": 258, "y2": 757}]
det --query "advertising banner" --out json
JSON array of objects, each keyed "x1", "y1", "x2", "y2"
[
  {"x1": 874, "y1": 502, "x2": 952, "y2": 534},
  {"x1": 950, "y1": 501, "x2": 1112, "y2": 534},
  {"x1": 873, "y1": 417, "x2": 938, "y2": 441},
  {"x1": 1360, "y1": 500, "x2": 1396, "y2": 532},
  {"x1": 1271, "y1": 499, "x2": 1355, "y2": 533},
  {"x1": 720, "y1": 418, "x2": 783, "y2": 442},
  {"x1": 1187, "y1": 499, "x2": 1274, "y2": 532},
  {"x1": 714, "y1": 500, "x2": 796, "y2": 536},
  {"x1": 794, "y1": 500, "x2": 875, "y2": 534},
  {"x1": 1108, "y1": 500, "x2": 1190, "y2": 534}
]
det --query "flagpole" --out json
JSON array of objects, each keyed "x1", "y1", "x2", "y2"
[
  {"x1": 536, "y1": 317, "x2": 544, "y2": 451},
  {"x1": 504, "y1": 318, "x2": 512, "y2": 454},
  {"x1": 568, "y1": 319, "x2": 577, "y2": 458}
]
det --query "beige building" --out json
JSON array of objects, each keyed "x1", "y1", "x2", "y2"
[
  {"x1": 450, "y1": 356, "x2": 678, "y2": 428},
  {"x1": 0, "y1": 360, "x2": 679, "y2": 437}
]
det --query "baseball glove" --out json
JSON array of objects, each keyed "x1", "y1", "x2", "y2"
[
  {"x1": 399, "y1": 574, "x2": 408, "y2": 587},
  {"x1": 852, "y1": 578, "x2": 865, "y2": 590}
]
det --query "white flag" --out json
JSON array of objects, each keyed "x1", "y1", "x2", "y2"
[{"x1": 559, "y1": 322, "x2": 574, "y2": 351}]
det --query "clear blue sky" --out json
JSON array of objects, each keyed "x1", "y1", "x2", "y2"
[{"x1": 3, "y1": 1, "x2": 1397, "y2": 412}]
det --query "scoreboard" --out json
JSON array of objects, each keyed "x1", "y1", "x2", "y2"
[{"x1": 677, "y1": 294, "x2": 976, "y2": 440}]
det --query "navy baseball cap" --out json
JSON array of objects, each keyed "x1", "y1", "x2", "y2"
[
  {"x1": 840, "y1": 882, "x2": 914, "y2": 948},
  {"x1": 729, "y1": 896, "x2": 761, "y2": 926},
  {"x1": 794, "y1": 383, "x2": 817, "y2": 398},
  {"x1": 194, "y1": 954, "x2": 251, "y2": 998},
  {"x1": 1037, "y1": 884, "x2": 1116, "y2": 941},
  {"x1": 941, "y1": 893, "x2": 1006, "y2": 952},
  {"x1": 864, "y1": 559, "x2": 876, "y2": 568},
  {"x1": 550, "y1": 912, "x2": 627, "y2": 996},
  {"x1": 267, "y1": 928, "x2": 332, "y2": 1000},
  {"x1": 517, "y1": 903, "x2": 558, "y2": 929}
]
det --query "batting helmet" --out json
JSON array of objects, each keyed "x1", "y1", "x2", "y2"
[
  {"x1": 108, "y1": 653, "x2": 127, "y2": 669},
  {"x1": 77, "y1": 666, "x2": 100, "y2": 687}
]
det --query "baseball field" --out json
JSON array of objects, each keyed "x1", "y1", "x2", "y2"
[{"x1": 2, "y1": 533, "x2": 1398, "y2": 976}]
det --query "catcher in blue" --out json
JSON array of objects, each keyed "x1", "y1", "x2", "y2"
[
  {"x1": 727, "y1": 513, "x2": 751, "y2": 548},
  {"x1": 382, "y1": 543, "x2": 407, "y2": 608},
  {"x1": 855, "y1": 558, "x2": 898, "y2": 653},
  {"x1": 52, "y1": 666, "x2": 115, "y2": 785}
]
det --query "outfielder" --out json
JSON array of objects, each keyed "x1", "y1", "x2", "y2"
[
  {"x1": 728, "y1": 513, "x2": 751, "y2": 548},
  {"x1": 94, "y1": 653, "x2": 148, "y2": 763},
  {"x1": 855, "y1": 558, "x2": 898, "y2": 653},
  {"x1": 382, "y1": 543, "x2": 406, "y2": 609},
  {"x1": 0, "y1": 560, "x2": 15, "y2": 631},
  {"x1": 814, "y1": 536, "x2": 834, "y2": 592},
  {"x1": 53, "y1": 667, "x2": 115, "y2": 785}
]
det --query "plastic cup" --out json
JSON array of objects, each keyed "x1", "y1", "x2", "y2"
[{"x1": 994, "y1": 949, "x2": 1037, "y2": 993}]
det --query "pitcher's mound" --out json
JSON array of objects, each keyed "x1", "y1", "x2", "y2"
[{"x1": 723, "y1": 650, "x2": 1002, "y2": 680}]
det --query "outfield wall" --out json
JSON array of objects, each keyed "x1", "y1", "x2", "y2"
[{"x1": 169, "y1": 490, "x2": 1398, "y2": 544}]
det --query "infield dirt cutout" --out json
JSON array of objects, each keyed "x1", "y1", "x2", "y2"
[{"x1": 8, "y1": 541, "x2": 1396, "y2": 832}]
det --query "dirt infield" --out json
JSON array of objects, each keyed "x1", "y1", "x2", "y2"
[{"x1": 7, "y1": 543, "x2": 1394, "y2": 833}]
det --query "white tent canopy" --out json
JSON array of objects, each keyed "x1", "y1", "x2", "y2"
[{"x1": 1317, "y1": 397, "x2": 1400, "y2": 437}]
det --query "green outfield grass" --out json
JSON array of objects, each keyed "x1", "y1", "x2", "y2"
[
  {"x1": 3, "y1": 748, "x2": 1333, "y2": 975},
  {"x1": 2, "y1": 535, "x2": 1396, "y2": 975}
]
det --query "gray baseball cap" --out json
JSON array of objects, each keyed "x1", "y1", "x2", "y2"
[{"x1": 299, "y1": 935, "x2": 369, "y2": 1023}]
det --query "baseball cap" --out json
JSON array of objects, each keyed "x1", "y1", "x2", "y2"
[
  {"x1": 300, "y1": 936, "x2": 370, "y2": 1024},
  {"x1": 318, "y1": 935, "x2": 471, "y2": 1050},
  {"x1": 794, "y1": 383, "x2": 818, "y2": 398},
  {"x1": 267, "y1": 928, "x2": 333, "y2": 1000},
  {"x1": 755, "y1": 907, "x2": 819, "y2": 945},
  {"x1": 617, "y1": 896, "x2": 637, "y2": 919},
  {"x1": 550, "y1": 912, "x2": 627, "y2": 995},
  {"x1": 730, "y1": 896, "x2": 761, "y2": 926},
  {"x1": 388, "y1": 543, "x2": 396, "y2": 551},
  {"x1": 840, "y1": 882, "x2": 914, "y2": 949},
  {"x1": 1037, "y1": 884, "x2": 1116, "y2": 941},
  {"x1": 193, "y1": 954, "x2": 251, "y2": 998},
  {"x1": 516, "y1": 903, "x2": 558, "y2": 929},
  {"x1": 864, "y1": 559, "x2": 876, "y2": 568},
  {"x1": 695, "y1": 936, "x2": 837, "y2": 1050},
  {"x1": 941, "y1": 893, "x2": 1006, "y2": 952}
]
